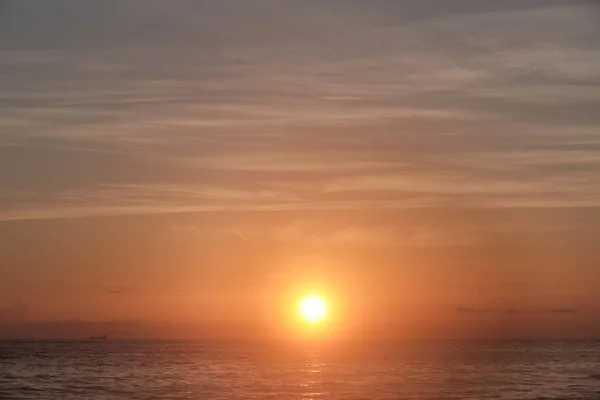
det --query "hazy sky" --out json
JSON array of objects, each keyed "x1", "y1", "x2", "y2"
[{"x1": 1, "y1": 0, "x2": 600, "y2": 339}]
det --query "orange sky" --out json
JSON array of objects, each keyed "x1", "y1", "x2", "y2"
[{"x1": 1, "y1": 0, "x2": 600, "y2": 339}]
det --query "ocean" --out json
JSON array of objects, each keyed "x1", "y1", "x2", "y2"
[{"x1": 1, "y1": 340, "x2": 599, "y2": 399}]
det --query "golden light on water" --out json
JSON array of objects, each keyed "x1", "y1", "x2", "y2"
[{"x1": 298, "y1": 294, "x2": 328, "y2": 324}]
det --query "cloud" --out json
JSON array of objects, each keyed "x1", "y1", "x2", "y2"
[
  {"x1": 456, "y1": 307, "x2": 498, "y2": 314},
  {"x1": 0, "y1": 299, "x2": 29, "y2": 324},
  {"x1": 0, "y1": 320, "x2": 144, "y2": 339},
  {"x1": 456, "y1": 307, "x2": 585, "y2": 316},
  {"x1": 551, "y1": 308, "x2": 578, "y2": 314},
  {"x1": 0, "y1": 319, "x2": 260, "y2": 340},
  {"x1": 455, "y1": 308, "x2": 527, "y2": 315},
  {"x1": 105, "y1": 286, "x2": 138, "y2": 295},
  {"x1": 0, "y1": 0, "x2": 599, "y2": 222},
  {"x1": 504, "y1": 309, "x2": 526, "y2": 315}
]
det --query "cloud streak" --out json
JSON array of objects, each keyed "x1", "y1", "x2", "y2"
[{"x1": 0, "y1": 0, "x2": 599, "y2": 224}]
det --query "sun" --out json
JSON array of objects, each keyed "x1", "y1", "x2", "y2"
[{"x1": 298, "y1": 294, "x2": 328, "y2": 323}]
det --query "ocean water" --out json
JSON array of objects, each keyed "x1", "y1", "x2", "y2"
[{"x1": 1, "y1": 340, "x2": 600, "y2": 399}]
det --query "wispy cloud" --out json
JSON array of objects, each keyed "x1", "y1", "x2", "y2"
[
  {"x1": 0, "y1": 0, "x2": 599, "y2": 223},
  {"x1": 456, "y1": 307, "x2": 499, "y2": 314},
  {"x1": 0, "y1": 299, "x2": 29, "y2": 324},
  {"x1": 456, "y1": 307, "x2": 583, "y2": 315},
  {"x1": 105, "y1": 286, "x2": 138, "y2": 295},
  {"x1": 551, "y1": 308, "x2": 578, "y2": 314}
]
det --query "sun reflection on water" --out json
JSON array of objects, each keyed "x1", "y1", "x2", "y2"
[{"x1": 300, "y1": 348, "x2": 328, "y2": 400}]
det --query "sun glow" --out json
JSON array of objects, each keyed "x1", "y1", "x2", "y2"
[{"x1": 298, "y1": 294, "x2": 328, "y2": 323}]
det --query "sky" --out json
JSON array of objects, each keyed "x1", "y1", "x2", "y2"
[{"x1": 1, "y1": 0, "x2": 600, "y2": 339}]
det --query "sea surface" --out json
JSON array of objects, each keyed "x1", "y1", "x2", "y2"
[{"x1": 1, "y1": 340, "x2": 600, "y2": 399}]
